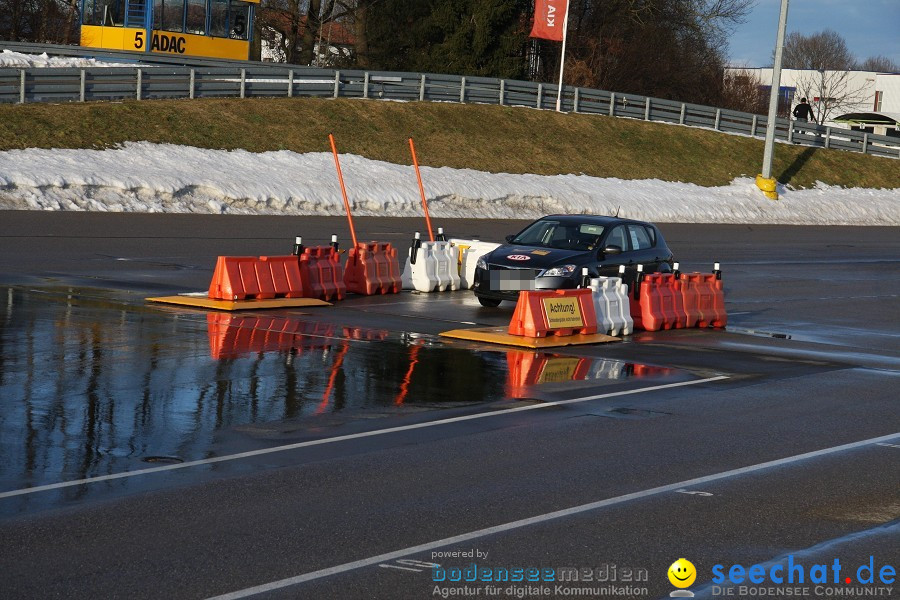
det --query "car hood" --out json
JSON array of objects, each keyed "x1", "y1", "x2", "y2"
[{"x1": 485, "y1": 246, "x2": 589, "y2": 269}]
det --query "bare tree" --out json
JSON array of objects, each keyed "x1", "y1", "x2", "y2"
[
  {"x1": 792, "y1": 70, "x2": 872, "y2": 124},
  {"x1": 856, "y1": 55, "x2": 899, "y2": 73},
  {"x1": 777, "y1": 30, "x2": 876, "y2": 124},
  {"x1": 780, "y1": 29, "x2": 855, "y2": 70},
  {"x1": 720, "y1": 68, "x2": 765, "y2": 114}
]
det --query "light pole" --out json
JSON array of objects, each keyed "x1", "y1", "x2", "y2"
[{"x1": 756, "y1": 0, "x2": 790, "y2": 201}]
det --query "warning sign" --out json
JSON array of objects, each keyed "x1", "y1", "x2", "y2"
[{"x1": 542, "y1": 297, "x2": 584, "y2": 329}]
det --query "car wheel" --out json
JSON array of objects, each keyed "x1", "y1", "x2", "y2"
[{"x1": 477, "y1": 297, "x2": 502, "y2": 307}]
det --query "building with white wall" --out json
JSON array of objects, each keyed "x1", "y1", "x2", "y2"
[{"x1": 725, "y1": 67, "x2": 900, "y2": 138}]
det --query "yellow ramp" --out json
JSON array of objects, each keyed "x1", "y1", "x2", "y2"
[
  {"x1": 147, "y1": 295, "x2": 331, "y2": 311},
  {"x1": 440, "y1": 327, "x2": 621, "y2": 348}
]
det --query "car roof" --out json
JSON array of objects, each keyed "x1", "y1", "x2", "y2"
[{"x1": 538, "y1": 214, "x2": 654, "y2": 227}]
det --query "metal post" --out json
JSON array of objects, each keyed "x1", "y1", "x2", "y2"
[
  {"x1": 573, "y1": 87, "x2": 579, "y2": 113},
  {"x1": 288, "y1": 70, "x2": 294, "y2": 97},
  {"x1": 189, "y1": 69, "x2": 195, "y2": 99},
  {"x1": 79, "y1": 69, "x2": 86, "y2": 102},
  {"x1": 419, "y1": 74, "x2": 425, "y2": 102},
  {"x1": 644, "y1": 97, "x2": 651, "y2": 121},
  {"x1": 751, "y1": 114, "x2": 758, "y2": 136},
  {"x1": 714, "y1": 109, "x2": 721, "y2": 130},
  {"x1": 499, "y1": 79, "x2": 505, "y2": 106},
  {"x1": 555, "y1": 2, "x2": 570, "y2": 112},
  {"x1": 240, "y1": 69, "x2": 246, "y2": 98},
  {"x1": 362, "y1": 72, "x2": 368, "y2": 99},
  {"x1": 760, "y1": 0, "x2": 790, "y2": 183},
  {"x1": 19, "y1": 70, "x2": 25, "y2": 104},
  {"x1": 333, "y1": 70, "x2": 340, "y2": 98},
  {"x1": 825, "y1": 126, "x2": 831, "y2": 149},
  {"x1": 862, "y1": 133, "x2": 869, "y2": 154},
  {"x1": 136, "y1": 68, "x2": 142, "y2": 100},
  {"x1": 680, "y1": 103, "x2": 686, "y2": 125},
  {"x1": 537, "y1": 83, "x2": 543, "y2": 109},
  {"x1": 459, "y1": 76, "x2": 466, "y2": 103},
  {"x1": 787, "y1": 120, "x2": 794, "y2": 143},
  {"x1": 609, "y1": 92, "x2": 615, "y2": 116}
]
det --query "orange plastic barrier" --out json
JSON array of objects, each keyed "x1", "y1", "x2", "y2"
[
  {"x1": 631, "y1": 272, "x2": 726, "y2": 331},
  {"x1": 509, "y1": 289, "x2": 599, "y2": 338},
  {"x1": 344, "y1": 242, "x2": 402, "y2": 295},
  {"x1": 208, "y1": 255, "x2": 307, "y2": 301},
  {"x1": 260, "y1": 255, "x2": 305, "y2": 298},
  {"x1": 299, "y1": 246, "x2": 346, "y2": 301},
  {"x1": 680, "y1": 274, "x2": 701, "y2": 328},
  {"x1": 689, "y1": 273, "x2": 727, "y2": 328}
]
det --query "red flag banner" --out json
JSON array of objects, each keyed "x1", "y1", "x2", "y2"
[{"x1": 530, "y1": 0, "x2": 568, "y2": 41}]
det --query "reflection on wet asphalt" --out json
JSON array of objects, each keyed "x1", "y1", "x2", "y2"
[{"x1": 0, "y1": 286, "x2": 678, "y2": 508}]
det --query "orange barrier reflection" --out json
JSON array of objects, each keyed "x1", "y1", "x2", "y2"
[
  {"x1": 207, "y1": 313, "x2": 338, "y2": 359},
  {"x1": 394, "y1": 344, "x2": 422, "y2": 406},
  {"x1": 505, "y1": 351, "x2": 592, "y2": 397},
  {"x1": 317, "y1": 342, "x2": 351, "y2": 414},
  {"x1": 505, "y1": 350, "x2": 678, "y2": 396}
]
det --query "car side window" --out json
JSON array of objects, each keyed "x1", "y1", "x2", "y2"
[
  {"x1": 627, "y1": 224, "x2": 653, "y2": 250},
  {"x1": 606, "y1": 225, "x2": 628, "y2": 250}
]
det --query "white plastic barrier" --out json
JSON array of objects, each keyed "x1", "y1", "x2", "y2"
[
  {"x1": 449, "y1": 238, "x2": 501, "y2": 289},
  {"x1": 401, "y1": 241, "x2": 460, "y2": 292},
  {"x1": 589, "y1": 277, "x2": 634, "y2": 336}
]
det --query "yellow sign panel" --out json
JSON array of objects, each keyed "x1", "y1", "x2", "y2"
[
  {"x1": 537, "y1": 358, "x2": 581, "y2": 383},
  {"x1": 542, "y1": 297, "x2": 584, "y2": 329},
  {"x1": 81, "y1": 26, "x2": 251, "y2": 60}
]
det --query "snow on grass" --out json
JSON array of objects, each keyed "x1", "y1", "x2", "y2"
[
  {"x1": 0, "y1": 142, "x2": 897, "y2": 225},
  {"x1": 0, "y1": 50, "x2": 128, "y2": 68}
]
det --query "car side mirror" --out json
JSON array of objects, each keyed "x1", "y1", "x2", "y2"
[
  {"x1": 505, "y1": 235, "x2": 515, "y2": 243},
  {"x1": 602, "y1": 245, "x2": 623, "y2": 256}
]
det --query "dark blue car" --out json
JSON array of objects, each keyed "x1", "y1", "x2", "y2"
[{"x1": 473, "y1": 215, "x2": 675, "y2": 307}]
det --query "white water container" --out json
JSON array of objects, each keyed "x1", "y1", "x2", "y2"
[
  {"x1": 449, "y1": 238, "x2": 501, "y2": 289},
  {"x1": 589, "y1": 276, "x2": 634, "y2": 336}
]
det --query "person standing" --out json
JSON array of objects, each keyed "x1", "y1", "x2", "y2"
[
  {"x1": 792, "y1": 97, "x2": 815, "y2": 121},
  {"x1": 792, "y1": 97, "x2": 816, "y2": 138}
]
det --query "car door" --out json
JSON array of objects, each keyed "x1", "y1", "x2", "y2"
[
  {"x1": 596, "y1": 224, "x2": 631, "y2": 276},
  {"x1": 626, "y1": 223, "x2": 660, "y2": 271}
]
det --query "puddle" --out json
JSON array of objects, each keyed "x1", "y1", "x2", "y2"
[{"x1": 0, "y1": 285, "x2": 684, "y2": 507}]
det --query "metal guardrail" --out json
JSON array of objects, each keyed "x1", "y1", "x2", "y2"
[{"x1": 2, "y1": 41, "x2": 898, "y2": 159}]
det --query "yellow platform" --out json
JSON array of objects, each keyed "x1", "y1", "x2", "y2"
[
  {"x1": 440, "y1": 327, "x2": 621, "y2": 348},
  {"x1": 147, "y1": 294, "x2": 331, "y2": 311}
]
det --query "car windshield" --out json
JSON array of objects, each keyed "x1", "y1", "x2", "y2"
[{"x1": 511, "y1": 220, "x2": 605, "y2": 251}]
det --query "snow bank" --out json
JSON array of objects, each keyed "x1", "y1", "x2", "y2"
[
  {"x1": 0, "y1": 50, "x2": 126, "y2": 68},
  {"x1": 0, "y1": 142, "x2": 897, "y2": 225}
]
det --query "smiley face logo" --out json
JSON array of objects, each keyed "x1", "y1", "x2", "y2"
[{"x1": 668, "y1": 558, "x2": 696, "y2": 588}]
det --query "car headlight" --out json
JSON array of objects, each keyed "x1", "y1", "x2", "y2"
[
  {"x1": 541, "y1": 264, "x2": 577, "y2": 277},
  {"x1": 476, "y1": 256, "x2": 487, "y2": 270}
]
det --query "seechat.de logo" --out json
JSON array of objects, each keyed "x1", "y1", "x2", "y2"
[{"x1": 668, "y1": 558, "x2": 697, "y2": 598}]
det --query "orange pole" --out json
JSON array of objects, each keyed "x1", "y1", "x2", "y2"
[
  {"x1": 328, "y1": 133, "x2": 359, "y2": 248},
  {"x1": 408, "y1": 137, "x2": 435, "y2": 242}
]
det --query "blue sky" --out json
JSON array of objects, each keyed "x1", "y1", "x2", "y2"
[{"x1": 727, "y1": 0, "x2": 900, "y2": 67}]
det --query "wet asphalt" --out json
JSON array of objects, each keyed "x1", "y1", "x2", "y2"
[{"x1": 0, "y1": 211, "x2": 898, "y2": 600}]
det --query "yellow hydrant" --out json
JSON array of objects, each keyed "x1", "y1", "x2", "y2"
[{"x1": 755, "y1": 174, "x2": 779, "y2": 200}]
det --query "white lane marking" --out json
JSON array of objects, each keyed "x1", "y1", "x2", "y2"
[
  {"x1": 377, "y1": 564, "x2": 420, "y2": 572},
  {"x1": 206, "y1": 431, "x2": 900, "y2": 600},
  {"x1": 0, "y1": 376, "x2": 727, "y2": 500},
  {"x1": 877, "y1": 442, "x2": 900, "y2": 449}
]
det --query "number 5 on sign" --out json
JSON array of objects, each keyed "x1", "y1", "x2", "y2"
[{"x1": 134, "y1": 31, "x2": 144, "y2": 49}]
